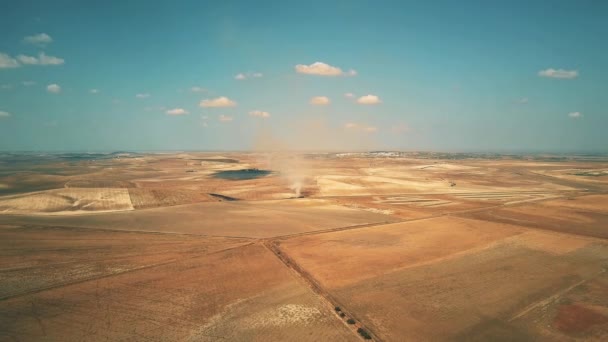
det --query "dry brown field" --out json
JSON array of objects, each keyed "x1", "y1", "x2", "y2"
[
  {"x1": 1, "y1": 151, "x2": 607, "y2": 341},
  {"x1": 277, "y1": 216, "x2": 608, "y2": 341}
]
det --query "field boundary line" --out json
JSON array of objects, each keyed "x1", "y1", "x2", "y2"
[
  {"x1": 0, "y1": 242, "x2": 253, "y2": 301},
  {"x1": 509, "y1": 269, "x2": 606, "y2": 322},
  {"x1": 263, "y1": 240, "x2": 383, "y2": 342}
]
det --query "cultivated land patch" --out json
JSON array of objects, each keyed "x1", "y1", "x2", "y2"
[
  {"x1": 277, "y1": 216, "x2": 608, "y2": 340},
  {"x1": 463, "y1": 194, "x2": 608, "y2": 239},
  {"x1": 0, "y1": 188, "x2": 134, "y2": 214},
  {"x1": 278, "y1": 216, "x2": 527, "y2": 288},
  {"x1": 0, "y1": 225, "x2": 250, "y2": 300},
  {"x1": 127, "y1": 188, "x2": 214, "y2": 208},
  {"x1": 0, "y1": 199, "x2": 397, "y2": 238},
  {"x1": 0, "y1": 242, "x2": 356, "y2": 342}
]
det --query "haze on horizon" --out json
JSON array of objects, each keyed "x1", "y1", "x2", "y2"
[{"x1": 1, "y1": 1, "x2": 606, "y2": 153}]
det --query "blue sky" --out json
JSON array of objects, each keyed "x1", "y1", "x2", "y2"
[{"x1": 0, "y1": 1, "x2": 606, "y2": 152}]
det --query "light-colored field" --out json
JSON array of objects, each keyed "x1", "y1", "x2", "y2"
[
  {"x1": 0, "y1": 198, "x2": 397, "y2": 238},
  {"x1": 464, "y1": 194, "x2": 608, "y2": 239},
  {"x1": 0, "y1": 188, "x2": 134, "y2": 214},
  {"x1": 127, "y1": 188, "x2": 214, "y2": 208}
]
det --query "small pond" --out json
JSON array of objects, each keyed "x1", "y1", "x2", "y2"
[{"x1": 212, "y1": 168, "x2": 274, "y2": 180}]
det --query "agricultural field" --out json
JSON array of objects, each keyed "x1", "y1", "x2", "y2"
[
  {"x1": 1, "y1": 151, "x2": 608, "y2": 341},
  {"x1": 0, "y1": 188, "x2": 134, "y2": 214},
  {"x1": 277, "y1": 216, "x2": 608, "y2": 341},
  {"x1": 0, "y1": 228, "x2": 355, "y2": 341}
]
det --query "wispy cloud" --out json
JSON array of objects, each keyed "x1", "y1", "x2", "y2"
[
  {"x1": 356, "y1": 94, "x2": 381, "y2": 105},
  {"x1": 22, "y1": 81, "x2": 36, "y2": 86},
  {"x1": 1, "y1": 84, "x2": 13, "y2": 90},
  {"x1": 295, "y1": 62, "x2": 356, "y2": 76},
  {"x1": 344, "y1": 122, "x2": 377, "y2": 132},
  {"x1": 234, "y1": 72, "x2": 263, "y2": 80},
  {"x1": 200, "y1": 96, "x2": 237, "y2": 107},
  {"x1": 166, "y1": 108, "x2": 189, "y2": 116},
  {"x1": 23, "y1": 33, "x2": 53, "y2": 46},
  {"x1": 89, "y1": 89, "x2": 100, "y2": 94},
  {"x1": 0, "y1": 53, "x2": 20, "y2": 69},
  {"x1": 538, "y1": 68, "x2": 578, "y2": 79},
  {"x1": 200, "y1": 114, "x2": 209, "y2": 127},
  {"x1": 516, "y1": 97, "x2": 529, "y2": 104},
  {"x1": 568, "y1": 111, "x2": 582, "y2": 119},
  {"x1": 344, "y1": 93, "x2": 355, "y2": 98},
  {"x1": 46, "y1": 84, "x2": 61, "y2": 94},
  {"x1": 17, "y1": 52, "x2": 64, "y2": 66},
  {"x1": 135, "y1": 93, "x2": 150, "y2": 99},
  {"x1": 0, "y1": 110, "x2": 10, "y2": 118},
  {"x1": 219, "y1": 114, "x2": 233, "y2": 122},
  {"x1": 249, "y1": 110, "x2": 270, "y2": 118},
  {"x1": 190, "y1": 86, "x2": 207, "y2": 93},
  {"x1": 310, "y1": 96, "x2": 330, "y2": 105}
]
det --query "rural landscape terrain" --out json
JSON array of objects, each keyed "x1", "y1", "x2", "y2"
[{"x1": 1, "y1": 151, "x2": 607, "y2": 341}]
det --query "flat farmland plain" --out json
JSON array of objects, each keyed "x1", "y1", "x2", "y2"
[
  {"x1": 1, "y1": 151, "x2": 608, "y2": 341},
  {"x1": 0, "y1": 199, "x2": 397, "y2": 238}
]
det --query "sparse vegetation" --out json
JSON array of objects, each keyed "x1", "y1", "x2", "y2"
[{"x1": 357, "y1": 328, "x2": 372, "y2": 339}]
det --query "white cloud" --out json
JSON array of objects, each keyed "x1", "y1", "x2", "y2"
[
  {"x1": 344, "y1": 93, "x2": 355, "y2": 98},
  {"x1": 17, "y1": 52, "x2": 64, "y2": 66},
  {"x1": 135, "y1": 93, "x2": 150, "y2": 99},
  {"x1": 22, "y1": 81, "x2": 36, "y2": 86},
  {"x1": 219, "y1": 114, "x2": 233, "y2": 122},
  {"x1": 0, "y1": 53, "x2": 20, "y2": 69},
  {"x1": 23, "y1": 33, "x2": 53, "y2": 46},
  {"x1": 356, "y1": 94, "x2": 381, "y2": 105},
  {"x1": 568, "y1": 112, "x2": 582, "y2": 118},
  {"x1": 166, "y1": 108, "x2": 189, "y2": 116},
  {"x1": 295, "y1": 62, "x2": 356, "y2": 76},
  {"x1": 235, "y1": 72, "x2": 263, "y2": 80},
  {"x1": 344, "y1": 122, "x2": 377, "y2": 133},
  {"x1": 538, "y1": 68, "x2": 578, "y2": 79},
  {"x1": 200, "y1": 96, "x2": 237, "y2": 107},
  {"x1": 249, "y1": 110, "x2": 270, "y2": 118},
  {"x1": 0, "y1": 110, "x2": 10, "y2": 118},
  {"x1": 190, "y1": 86, "x2": 207, "y2": 93},
  {"x1": 310, "y1": 96, "x2": 330, "y2": 105},
  {"x1": 90, "y1": 89, "x2": 99, "y2": 94},
  {"x1": 47, "y1": 84, "x2": 61, "y2": 93},
  {"x1": 16, "y1": 55, "x2": 37, "y2": 64}
]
